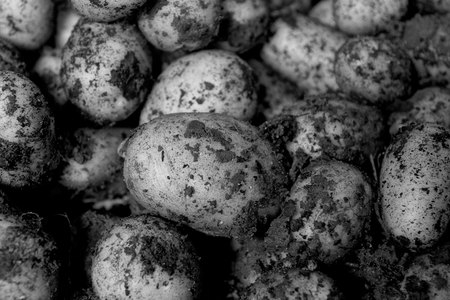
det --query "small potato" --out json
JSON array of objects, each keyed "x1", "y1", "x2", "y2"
[
  {"x1": 334, "y1": 0, "x2": 408, "y2": 35},
  {"x1": 216, "y1": 0, "x2": 269, "y2": 53},
  {"x1": 55, "y1": 3, "x2": 81, "y2": 49},
  {"x1": 389, "y1": 87, "x2": 450, "y2": 136},
  {"x1": 308, "y1": 0, "x2": 336, "y2": 28},
  {"x1": 71, "y1": 0, "x2": 147, "y2": 22},
  {"x1": 244, "y1": 269, "x2": 342, "y2": 300},
  {"x1": 138, "y1": 0, "x2": 221, "y2": 52},
  {"x1": 379, "y1": 123, "x2": 450, "y2": 250},
  {"x1": 33, "y1": 47, "x2": 67, "y2": 107},
  {"x1": 0, "y1": 0, "x2": 55, "y2": 50},
  {"x1": 0, "y1": 194, "x2": 61, "y2": 300},
  {"x1": 61, "y1": 20, "x2": 153, "y2": 125},
  {"x1": 59, "y1": 127, "x2": 130, "y2": 190},
  {"x1": 120, "y1": 113, "x2": 287, "y2": 237},
  {"x1": 335, "y1": 37, "x2": 414, "y2": 107},
  {"x1": 91, "y1": 215, "x2": 201, "y2": 300},
  {"x1": 139, "y1": 50, "x2": 258, "y2": 123},
  {"x1": 0, "y1": 40, "x2": 27, "y2": 74},
  {"x1": 261, "y1": 15, "x2": 347, "y2": 95},
  {"x1": 0, "y1": 71, "x2": 59, "y2": 187}
]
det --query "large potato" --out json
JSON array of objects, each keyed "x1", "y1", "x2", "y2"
[{"x1": 120, "y1": 113, "x2": 287, "y2": 237}]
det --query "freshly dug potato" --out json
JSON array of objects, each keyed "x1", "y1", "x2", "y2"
[
  {"x1": 308, "y1": 0, "x2": 336, "y2": 28},
  {"x1": 33, "y1": 47, "x2": 67, "y2": 107},
  {"x1": 139, "y1": 50, "x2": 258, "y2": 123},
  {"x1": 0, "y1": 71, "x2": 59, "y2": 187},
  {"x1": 0, "y1": 193, "x2": 61, "y2": 300},
  {"x1": 389, "y1": 87, "x2": 450, "y2": 135},
  {"x1": 216, "y1": 0, "x2": 269, "y2": 53},
  {"x1": 335, "y1": 37, "x2": 414, "y2": 107},
  {"x1": 120, "y1": 113, "x2": 288, "y2": 237},
  {"x1": 378, "y1": 123, "x2": 450, "y2": 250},
  {"x1": 61, "y1": 19, "x2": 153, "y2": 125},
  {"x1": 261, "y1": 15, "x2": 347, "y2": 95},
  {"x1": 334, "y1": 0, "x2": 409, "y2": 35},
  {"x1": 0, "y1": 40, "x2": 27, "y2": 74},
  {"x1": 71, "y1": 0, "x2": 147, "y2": 22},
  {"x1": 0, "y1": 0, "x2": 55, "y2": 50},
  {"x1": 138, "y1": 0, "x2": 221, "y2": 52},
  {"x1": 59, "y1": 127, "x2": 130, "y2": 191},
  {"x1": 91, "y1": 215, "x2": 201, "y2": 300},
  {"x1": 244, "y1": 269, "x2": 342, "y2": 300}
]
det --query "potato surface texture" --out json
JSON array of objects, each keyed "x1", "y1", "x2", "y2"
[
  {"x1": 121, "y1": 113, "x2": 287, "y2": 237},
  {"x1": 379, "y1": 124, "x2": 450, "y2": 250}
]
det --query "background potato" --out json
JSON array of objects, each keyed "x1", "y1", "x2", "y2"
[{"x1": 121, "y1": 113, "x2": 287, "y2": 237}]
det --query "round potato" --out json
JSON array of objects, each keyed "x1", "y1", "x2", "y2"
[
  {"x1": 61, "y1": 19, "x2": 153, "y2": 125},
  {"x1": 379, "y1": 123, "x2": 450, "y2": 250},
  {"x1": 308, "y1": 0, "x2": 336, "y2": 28},
  {"x1": 335, "y1": 37, "x2": 414, "y2": 107},
  {"x1": 91, "y1": 215, "x2": 201, "y2": 300},
  {"x1": 71, "y1": 0, "x2": 147, "y2": 22},
  {"x1": 139, "y1": 50, "x2": 258, "y2": 124},
  {"x1": 138, "y1": 0, "x2": 221, "y2": 52},
  {"x1": 121, "y1": 113, "x2": 287, "y2": 237},
  {"x1": 0, "y1": 71, "x2": 59, "y2": 187},
  {"x1": 0, "y1": 0, "x2": 55, "y2": 50}
]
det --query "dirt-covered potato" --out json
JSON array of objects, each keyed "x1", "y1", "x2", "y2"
[
  {"x1": 378, "y1": 123, "x2": 450, "y2": 250},
  {"x1": 60, "y1": 127, "x2": 130, "y2": 191},
  {"x1": 335, "y1": 37, "x2": 414, "y2": 107},
  {"x1": 334, "y1": 0, "x2": 409, "y2": 35},
  {"x1": 0, "y1": 0, "x2": 55, "y2": 50},
  {"x1": 0, "y1": 194, "x2": 61, "y2": 299},
  {"x1": 389, "y1": 87, "x2": 450, "y2": 136},
  {"x1": 244, "y1": 269, "x2": 342, "y2": 300},
  {"x1": 55, "y1": 2, "x2": 81, "y2": 49},
  {"x1": 33, "y1": 47, "x2": 67, "y2": 107},
  {"x1": 399, "y1": 13, "x2": 450, "y2": 89},
  {"x1": 139, "y1": 50, "x2": 258, "y2": 123},
  {"x1": 91, "y1": 215, "x2": 201, "y2": 300},
  {"x1": 138, "y1": 0, "x2": 221, "y2": 52},
  {"x1": 120, "y1": 113, "x2": 288, "y2": 238},
  {"x1": 0, "y1": 40, "x2": 27, "y2": 74},
  {"x1": 248, "y1": 59, "x2": 304, "y2": 120},
  {"x1": 308, "y1": 0, "x2": 336, "y2": 28},
  {"x1": 0, "y1": 71, "x2": 59, "y2": 187},
  {"x1": 216, "y1": 0, "x2": 269, "y2": 53},
  {"x1": 61, "y1": 19, "x2": 153, "y2": 125},
  {"x1": 71, "y1": 0, "x2": 147, "y2": 22},
  {"x1": 261, "y1": 15, "x2": 347, "y2": 95}
]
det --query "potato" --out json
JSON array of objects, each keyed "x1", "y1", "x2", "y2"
[
  {"x1": 389, "y1": 87, "x2": 450, "y2": 136},
  {"x1": 139, "y1": 50, "x2": 258, "y2": 124},
  {"x1": 33, "y1": 47, "x2": 67, "y2": 107},
  {"x1": 61, "y1": 19, "x2": 153, "y2": 125},
  {"x1": 308, "y1": 0, "x2": 336, "y2": 28},
  {"x1": 91, "y1": 215, "x2": 201, "y2": 300},
  {"x1": 0, "y1": 71, "x2": 59, "y2": 187},
  {"x1": 261, "y1": 15, "x2": 347, "y2": 95},
  {"x1": 71, "y1": 0, "x2": 147, "y2": 22},
  {"x1": 0, "y1": 40, "x2": 27, "y2": 74},
  {"x1": 55, "y1": 2, "x2": 81, "y2": 49},
  {"x1": 59, "y1": 127, "x2": 130, "y2": 190},
  {"x1": 244, "y1": 269, "x2": 342, "y2": 300},
  {"x1": 335, "y1": 37, "x2": 414, "y2": 107},
  {"x1": 0, "y1": 194, "x2": 61, "y2": 299},
  {"x1": 334, "y1": 0, "x2": 408, "y2": 35},
  {"x1": 120, "y1": 113, "x2": 288, "y2": 237},
  {"x1": 216, "y1": 0, "x2": 269, "y2": 53},
  {"x1": 137, "y1": 0, "x2": 221, "y2": 52},
  {"x1": 378, "y1": 123, "x2": 450, "y2": 250},
  {"x1": 0, "y1": 0, "x2": 55, "y2": 50}
]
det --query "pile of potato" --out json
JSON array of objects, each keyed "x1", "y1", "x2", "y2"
[{"x1": 1, "y1": 0, "x2": 450, "y2": 299}]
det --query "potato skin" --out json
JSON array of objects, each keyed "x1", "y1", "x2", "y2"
[
  {"x1": 379, "y1": 123, "x2": 450, "y2": 250},
  {"x1": 121, "y1": 113, "x2": 287, "y2": 237},
  {"x1": 61, "y1": 19, "x2": 153, "y2": 125},
  {"x1": 91, "y1": 215, "x2": 201, "y2": 300},
  {"x1": 71, "y1": 0, "x2": 147, "y2": 22},
  {"x1": 0, "y1": 71, "x2": 59, "y2": 187}
]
